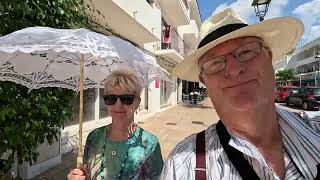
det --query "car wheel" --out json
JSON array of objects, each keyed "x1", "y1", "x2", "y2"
[{"x1": 302, "y1": 102, "x2": 308, "y2": 110}]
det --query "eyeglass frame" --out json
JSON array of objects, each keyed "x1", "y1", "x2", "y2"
[
  {"x1": 103, "y1": 94, "x2": 140, "y2": 105},
  {"x1": 198, "y1": 40, "x2": 266, "y2": 75}
]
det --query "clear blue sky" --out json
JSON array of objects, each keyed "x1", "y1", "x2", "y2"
[{"x1": 198, "y1": 0, "x2": 320, "y2": 46}]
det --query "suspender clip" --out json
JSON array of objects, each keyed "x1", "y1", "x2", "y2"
[{"x1": 195, "y1": 168, "x2": 206, "y2": 171}]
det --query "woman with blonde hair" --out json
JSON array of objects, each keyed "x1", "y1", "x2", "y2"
[{"x1": 68, "y1": 69, "x2": 163, "y2": 180}]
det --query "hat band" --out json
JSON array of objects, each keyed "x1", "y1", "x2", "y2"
[{"x1": 198, "y1": 23, "x2": 248, "y2": 49}]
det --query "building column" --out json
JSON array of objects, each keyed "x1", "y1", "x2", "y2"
[
  {"x1": 95, "y1": 88, "x2": 100, "y2": 120},
  {"x1": 148, "y1": 80, "x2": 161, "y2": 112}
]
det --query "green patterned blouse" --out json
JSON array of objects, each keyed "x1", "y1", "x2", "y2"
[{"x1": 84, "y1": 124, "x2": 163, "y2": 180}]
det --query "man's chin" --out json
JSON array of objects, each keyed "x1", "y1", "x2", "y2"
[{"x1": 228, "y1": 98, "x2": 259, "y2": 111}]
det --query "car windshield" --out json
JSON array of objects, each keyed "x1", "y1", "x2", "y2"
[
  {"x1": 285, "y1": 88, "x2": 299, "y2": 92},
  {"x1": 312, "y1": 88, "x2": 320, "y2": 95}
]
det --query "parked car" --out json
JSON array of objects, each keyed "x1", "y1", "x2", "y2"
[
  {"x1": 275, "y1": 85, "x2": 299, "y2": 103},
  {"x1": 286, "y1": 87, "x2": 320, "y2": 110}
]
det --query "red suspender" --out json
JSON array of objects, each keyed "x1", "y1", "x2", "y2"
[{"x1": 195, "y1": 130, "x2": 206, "y2": 180}]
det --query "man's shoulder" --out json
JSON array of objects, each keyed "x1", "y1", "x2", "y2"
[
  {"x1": 167, "y1": 123, "x2": 220, "y2": 161},
  {"x1": 276, "y1": 106, "x2": 320, "y2": 134}
]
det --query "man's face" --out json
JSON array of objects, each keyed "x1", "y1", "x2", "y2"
[{"x1": 198, "y1": 37, "x2": 275, "y2": 112}]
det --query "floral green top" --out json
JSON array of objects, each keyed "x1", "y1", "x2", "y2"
[{"x1": 84, "y1": 124, "x2": 163, "y2": 180}]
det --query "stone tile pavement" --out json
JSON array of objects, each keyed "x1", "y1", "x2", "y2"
[{"x1": 32, "y1": 98, "x2": 219, "y2": 179}]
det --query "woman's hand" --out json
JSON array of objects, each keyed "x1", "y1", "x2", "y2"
[
  {"x1": 67, "y1": 168, "x2": 87, "y2": 180},
  {"x1": 128, "y1": 122, "x2": 137, "y2": 135}
]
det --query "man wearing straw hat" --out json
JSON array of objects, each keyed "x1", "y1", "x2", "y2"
[{"x1": 161, "y1": 8, "x2": 320, "y2": 180}]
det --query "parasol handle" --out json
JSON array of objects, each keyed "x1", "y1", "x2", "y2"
[{"x1": 77, "y1": 54, "x2": 84, "y2": 168}]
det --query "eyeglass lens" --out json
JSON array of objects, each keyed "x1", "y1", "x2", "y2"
[{"x1": 201, "y1": 41, "x2": 262, "y2": 74}]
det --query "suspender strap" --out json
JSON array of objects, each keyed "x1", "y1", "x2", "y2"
[
  {"x1": 195, "y1": 130, "x2": 206, "y2": 180},
  {"x1": 316, "y1": 164, "x2": 320, "y2": 180},
  {"x1": 216, "y1": 121, "x2": 261, "y2": 180}
]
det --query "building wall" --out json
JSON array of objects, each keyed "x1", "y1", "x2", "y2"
[{"x1": 286, "y1": 37, "x2": 320, "y2": 72}]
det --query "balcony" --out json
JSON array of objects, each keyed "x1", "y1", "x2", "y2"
[
  {"x1": 155, "y1": 26, "x2": 194, "y2": 67},
  {"x1": 157, "y1": 0, "x2": 190, "y2": 26},
  {"x1": 86, "y1": 0, "x2": 161, "y2": 47},
  {"x1": 177, "y1": 20, "x2": 199, "y2": 49},
  {"x1": 188, "y1": 0, "x2": 202, "y2": 28}
]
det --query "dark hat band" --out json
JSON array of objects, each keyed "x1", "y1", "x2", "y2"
[{"x1": 198, "y1": 23, "x2": 248, "y2": 49}]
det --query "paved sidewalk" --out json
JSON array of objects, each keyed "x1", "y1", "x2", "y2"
[{"x1": 32, "y1": 98, "x2": 219, "y2": 179}]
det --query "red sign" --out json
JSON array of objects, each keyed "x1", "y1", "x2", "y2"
[{"x1": 155, "y1": 80, "x2": 159, "y2": 88}]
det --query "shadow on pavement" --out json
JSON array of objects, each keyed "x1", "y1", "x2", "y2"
[
  {"x1": 166, "y1": 122, "x2": 177, "y2": 126},
  {"x1": 179, "y1": 103, "x2": 213, "y2": 109},
  {"x1": 192, "y1": 121, "x2": 209, "y2": 127}
]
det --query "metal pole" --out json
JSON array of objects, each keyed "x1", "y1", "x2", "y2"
[
  {"x1": 77, "y1": 54, "x2": 84, "y2": 168},
  {"x1": 300, "y1": 74, "x2": 302, "y2": 87},
  {"x1": 316, "y1": 56, "x2": 320, "y2": 87}
]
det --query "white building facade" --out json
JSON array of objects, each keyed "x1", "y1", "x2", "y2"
[{"x1": 273, "y1": 37, "x2": 320, "y2": 87}]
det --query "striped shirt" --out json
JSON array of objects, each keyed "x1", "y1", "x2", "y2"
[{"x1": 161, "y1": 107, "x2": 320, "y2": 180}]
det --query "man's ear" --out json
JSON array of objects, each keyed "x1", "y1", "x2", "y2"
[
  {"x1": 265, "y1": 47, "x2": 273, "y2": 59},
  {"x1": 199, "y1": 73, "x2": 205, "y2": 84}
]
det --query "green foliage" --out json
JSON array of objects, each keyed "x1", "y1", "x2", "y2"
[
  {"x1": 276, "y1": 69, "x2": 296, "y2": 84},
  {"x1": 0, "y1": 0, "x2": 89, "y2": 174},
  {"x1": 0, "y1": 0, "x2": 91, "y2": 36},
  {"x1": 0, "y1": 82, "x2": 76, "y2": 173}
]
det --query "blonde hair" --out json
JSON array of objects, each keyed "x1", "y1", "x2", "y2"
[{"x1": 104, "y1": 69, "x2": 143, "y2": 97}]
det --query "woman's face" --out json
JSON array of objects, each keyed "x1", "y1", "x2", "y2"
[{"x1": 104, "y1": 86, "x2": 140, "y2": 122}]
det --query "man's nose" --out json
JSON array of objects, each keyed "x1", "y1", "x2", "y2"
[{"x1": 223, "y1": 54, "x2": 245, "y2": 78}]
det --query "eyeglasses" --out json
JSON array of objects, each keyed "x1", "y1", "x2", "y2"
[
  {"x1": 199, "y1": 41, "x2": 264, "y2": 75},
  {"x1": 103, "y1": 94, "x2": 137, "y2": 105}
]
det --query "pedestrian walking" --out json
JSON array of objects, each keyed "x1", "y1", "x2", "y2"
[
  {"x1": 68, "y1": 69, "x2": 163, "y2": 180},
  {"x1": 161, "y1": 8, "x2": 320, "y2": 180}
]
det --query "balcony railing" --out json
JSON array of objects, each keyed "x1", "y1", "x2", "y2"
[{"x1": 161, "y1": 25, "x2": 194, "y2": 57}]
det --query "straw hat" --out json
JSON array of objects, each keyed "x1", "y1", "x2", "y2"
[{"x1": 174, "y1": 8, "x2": 304, "y2": 82}]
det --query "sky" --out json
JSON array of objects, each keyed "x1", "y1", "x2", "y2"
[{"x1": 198, "y1": 0, "x2": 320, "y2": 47}]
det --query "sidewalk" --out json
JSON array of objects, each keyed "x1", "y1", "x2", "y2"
[{"x1": 32, "y1": 98, "x2": 219, "y2": 179}]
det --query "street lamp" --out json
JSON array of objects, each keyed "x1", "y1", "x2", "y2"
[
  {"x1": 316, "y1": 52, "x2": 320, "y2": 87},
  {"x1": 252, "y1": 0, "x2": 272, "y2": 21}
]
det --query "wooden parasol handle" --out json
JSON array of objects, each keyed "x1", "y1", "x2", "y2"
[{"x1": 77, "y1": 54, "x2": 84, "y2": 168}]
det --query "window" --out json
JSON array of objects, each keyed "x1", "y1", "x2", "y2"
[{"x1": 182, "y1": 0, "x2": 189, "y2": 9}]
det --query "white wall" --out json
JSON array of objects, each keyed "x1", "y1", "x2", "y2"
[{"x1": 113, "y1": 0, "x2": 161, "y2": 40}]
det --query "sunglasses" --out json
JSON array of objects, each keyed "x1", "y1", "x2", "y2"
[{"x1": 103, "y1": 94, "x2": 137, "y2": 105}]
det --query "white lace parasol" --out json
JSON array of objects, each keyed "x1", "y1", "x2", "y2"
[
  {"x1": 0, "y1": 26, "x2": 170, "y2": 167},
  {"x1": 0, "y1": 27, "x2": 170, "y2": 91}
]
